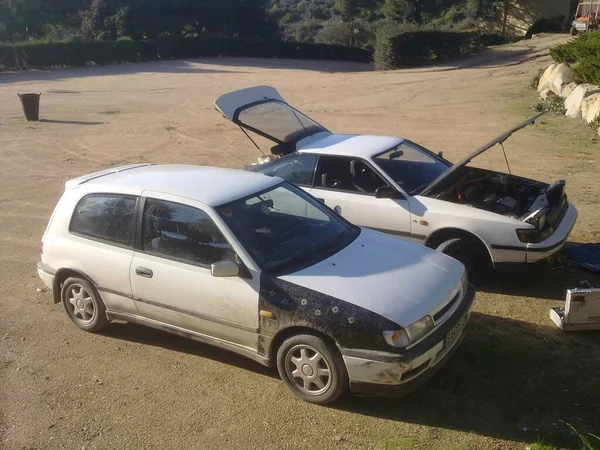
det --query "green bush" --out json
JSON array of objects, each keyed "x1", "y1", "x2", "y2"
[
  {"x1": 0, "y1": 36, "x2": 371, "y2": 72},
  {"x1": 374, "y1": 30, "x2": 504, "y2": 70},
  {"x1": 549, "y1": 31, "x2": 600, "y2": 85}
]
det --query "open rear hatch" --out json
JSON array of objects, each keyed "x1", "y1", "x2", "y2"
[{"x1": 214, "y1": 86, "x2": 331, "y2": 156}]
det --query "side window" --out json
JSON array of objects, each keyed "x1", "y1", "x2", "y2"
[
  {"x1": 70, "y1": 194, "x2": 137, "y2": 246},
  {"x1": 142, "y1": 198, "x2": 235, "y2": 266},
  {"x1": 315, "y1": 156, "x2": 386, "y2": 194},
  {"x1": 256, "y1": 153, "x2": 318, "y2": 186}
]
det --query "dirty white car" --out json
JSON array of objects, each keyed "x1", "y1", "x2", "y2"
[
  {"x1": 215, "y1": 86, "x2": 578, "y2": 279},
  {"x1": 38, "y1": 164, "x2": 473, "y2": 404}
]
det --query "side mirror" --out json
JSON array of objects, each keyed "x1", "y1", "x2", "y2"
[
  {"x1": 437, "y1": 151, "x2": 444, "y2": 158},
  {"x1": 211, "y1": 260, "x2": 239, "y2": 278},
  {"x1": 375, "y1": 186, "x2": 398, "y2": 199}
]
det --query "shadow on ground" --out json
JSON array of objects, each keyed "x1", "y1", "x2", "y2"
[
  {"x1": 337, "y1": 312, "x2": 600, "y2": 449},
  {"x1": 99, "y1": 322, "x2": 277, "y2": 379},
  {"x1": 0, "y1": 57, "x2": 370, "y2": 84},
  {"x1": 39, "y1": 118, "x2": 104, "y2": 126}
]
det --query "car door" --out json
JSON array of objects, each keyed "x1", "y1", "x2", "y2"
[
  {"x1": 309, "y1": 155, "x2": 412, "y2": 239},
  {"x1": 129, "y1": 191, "x2": 260, "y2": 350}
]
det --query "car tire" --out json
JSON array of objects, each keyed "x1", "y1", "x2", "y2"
[
  {"x1": 436, "y1": 237, "x2": 490, "y2": 283},
  {"x1": 61, "y1": 277, "x2": 109, "y2": 332},
  {"x1": 276, "y1": 333, "x2": 348, "y2": 405},
  {"x1": 570, "y1": 26, "x2": 578, "y2": 36}
]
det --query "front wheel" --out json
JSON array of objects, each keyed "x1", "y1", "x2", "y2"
[
  {"x1": 436, "y1": 237, "x2": 491, "y2": 283},
  {"x1": 570, "y1": 26, "x2": 578, "y2": 36},
  {"x1": 276, "y1": 334, "x2": 348, "y2": 404}
]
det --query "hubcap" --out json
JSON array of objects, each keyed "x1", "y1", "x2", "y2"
[
  {"x1": 66, "y1": 284, "x2": 95, "y2": 323},
  {"x1": 285, "y1": 344, "x2": 332, "y2": 395}
]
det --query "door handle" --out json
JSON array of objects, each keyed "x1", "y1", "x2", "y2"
[{"x1": 135, "y1": 266, "x2": 153, "y2": 278}]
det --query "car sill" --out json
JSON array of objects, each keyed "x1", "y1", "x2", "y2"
[{"x1": 105, "y1": 310, "x2": 270, "y2": 367}]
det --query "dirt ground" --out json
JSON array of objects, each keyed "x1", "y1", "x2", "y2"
[{"x1": 1, "y1": 34, "x2": 599, "y2": 450}]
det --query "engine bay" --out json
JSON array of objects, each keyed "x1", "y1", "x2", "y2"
[{"x1": 432, "y1": 168, "x2": 548, "y2": 219}]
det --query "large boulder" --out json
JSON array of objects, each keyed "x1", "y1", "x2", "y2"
[
  {"x1": 550, "y1": 63, "x2": 574, "y2": 96},
  {"x1": 540, "y1": 88, "x2": 557, "y2": 100},
  {"x1": 564, "y1": 84, "x2": 600, "y2": 118},
  {"x1": 561, "y1": 82, "x2": 578, "y2": 99},
  {"x1": 537, "y1": 63, "x2": 558, "y2": 93},
  {"x1": 582, "y1": 93, "x2": 600, "y2": 123}
]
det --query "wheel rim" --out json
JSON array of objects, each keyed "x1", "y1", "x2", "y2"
[
  {"x1": 284, "y1": 344, "x2": 332, "y2": 396},
  {"x1": 66, "y1": 284, "x2": 96, "y2": 324}
]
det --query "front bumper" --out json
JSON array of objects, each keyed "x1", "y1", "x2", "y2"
[
  {"x1": 340, "y1": 284, "x2": 475, "y2": 397},
  {"x1": 526, "y1": 203, "x2": 578, "y2": 263}
]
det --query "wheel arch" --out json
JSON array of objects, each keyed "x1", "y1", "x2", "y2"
[
  {"x1": 424, "y1": 227, "x2": 495, "y2": 268},
  {"x1": 52, "y1": 268, "x2": 97, "y2": 304},
  {"x1": 265, "y1": 325, "x2": 340, "y2": 365}
]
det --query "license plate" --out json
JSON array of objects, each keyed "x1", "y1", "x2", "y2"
[{"x1": 444, "y1": 312, "x2": 468, "y2": 349}]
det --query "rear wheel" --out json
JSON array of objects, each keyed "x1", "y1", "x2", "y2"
[
  {"x1": 436, "y1": 237, "x2": 491, "y2": 283},
  {"x1": 61, "y1": 277, "x2": 109, "y2": 332},
  {"x1": 276, "y1": 334, "x2": 348, "y2": 405},
  {"x1": 570, "y1": 26, "x2": 578, "y2": 36}
]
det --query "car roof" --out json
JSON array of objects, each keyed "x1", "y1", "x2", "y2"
[
  {"x1": 69, "y1": 164, "x2": 282, "y2": 206},
  {"x1": 297, "y1": 134, "x2": 404, "y2": 159}
]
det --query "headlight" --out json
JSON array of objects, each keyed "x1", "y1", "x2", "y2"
[
  {"x1": 516, "y1": 228, "x2": 542, "y2": 243},
  {"x1": 383, "y1": 315, "x2": 434, "y2": 348}
]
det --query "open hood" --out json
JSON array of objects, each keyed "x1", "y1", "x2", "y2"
[
  {"x1": 421, "y1": 111, "x2": 547, "y2": 195},
  {"x1": 214, "y1": 86, "x2": 331, "y2": 156}
]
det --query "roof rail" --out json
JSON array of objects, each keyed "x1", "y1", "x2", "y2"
[{"x1": 64, "y1": 163, "x2": 155, "y2": 189}]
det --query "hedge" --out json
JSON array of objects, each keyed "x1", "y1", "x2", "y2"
[
  {"x1": 374, "y1": 30, "x2": 505, "y2": 70},
  {"x1": 0, "y1": 36, "x2": 371, "y2": 72},
  {"x1": 549, "y1": 31, "x2": 600, "y2": 85}
]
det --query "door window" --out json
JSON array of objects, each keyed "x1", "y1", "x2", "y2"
[
  {"x1": 70, "y1": 194, "x2": 137, "y2": 246},
  {"x1": 142, "y1": 198, "x2": 235, "y2": 266},
  {"x1": 314, "y1": 155, "x2": 387, "y2": 194}
]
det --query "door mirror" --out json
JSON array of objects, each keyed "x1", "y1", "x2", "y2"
[
  {"x1": 437, "y1": 151, "x2": 444, "y2": 158},
  {"x1": 375, "y1": 186, "x2": 398, "y2": 199},
  {"x1": 211, "y1": 260, "x2": 239, "y2": 277}
]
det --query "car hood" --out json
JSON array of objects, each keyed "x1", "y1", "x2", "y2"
[
  {"x1": 421, "y1": 111, "x2": 546, "y2": 195},
  {"x1": 279, "y1": 228, "x2": 465, "y2": 328}
]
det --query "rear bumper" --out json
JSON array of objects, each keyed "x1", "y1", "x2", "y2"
[
  {"x1": 341, "y1": 285, "x2": 474, "y2": 397},
  {"x1": 37, "y1": 261, "x2": 55, "y2": 291}
]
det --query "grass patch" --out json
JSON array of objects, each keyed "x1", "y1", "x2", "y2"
[
  {"x1": 532, "y1": 95, "x2": 566, "y2": 115},
  {"x1": 530, "y1": 68, "x2": 544, "y2": 90}
]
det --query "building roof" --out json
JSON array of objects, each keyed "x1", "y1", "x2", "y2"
[
  {"x1": 297, "y1": 134, "x2": 404, "y2": 158},
  {"x1": 67, "y1": 164, "x2": 282, "y2": 206}
]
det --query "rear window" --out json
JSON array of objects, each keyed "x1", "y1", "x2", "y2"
[{"x1": 70, "y1": 194, "x2": 137, "y2": 246}]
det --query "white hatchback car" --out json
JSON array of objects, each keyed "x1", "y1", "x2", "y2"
[
  {"x1": 215, "y1": 86, "x2": 578, "y2": 279},
  {"x1": 38, "y1": 164, "x2": 473, "y2": 404}
]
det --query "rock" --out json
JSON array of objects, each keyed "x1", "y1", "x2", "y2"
[
  {"x1": 36, "y1": 288, "x2": 42, "y2": 293},
  {"x1": 550, "y1": 63, "x2": 574, "y2": 96},
  {"x1": 581, "y1": 93, "x2": 600, "y2": 123},
  {"x1": 537, "y1": 63, "x2": 558, "y2": 93},
  {"x1": 562, "y1": 82, "x2": 578, "y2": 99},
  {"x1": 539, "y1": 88, "x2": 556, "y2": 100},
  {"x1": 564, "y1": 84, "x2": 600, "y2": 118}
]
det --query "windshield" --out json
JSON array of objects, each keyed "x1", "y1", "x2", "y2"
[
  {"x1": 218, "y1": 182, "x2": 359, "y2": 273},
  {"x1": 237, "y1": 100, "x2": 326, "y2": 144},
  {"x1": 373, "y1": 141, "x2": 450, "y2": 194}
]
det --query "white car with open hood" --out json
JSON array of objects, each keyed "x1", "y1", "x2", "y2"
[
  {"x1": 38, "y1": 164, "x2": 473, "y2": 404},
  {"x1": 215, "y1": 86, "x2": 578, "y2": 279}
]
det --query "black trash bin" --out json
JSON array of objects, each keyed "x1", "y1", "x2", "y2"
[{"x1": 18, "y1": 93, "x2": 41, "y2": 121}]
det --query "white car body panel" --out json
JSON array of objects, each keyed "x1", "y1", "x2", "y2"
[
  {"x1": 280, "y1": 228, "x2": 465, "y2": 328},
  {"x1": 214, "y1": 85, "x2": 285, "y2": 121}
]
